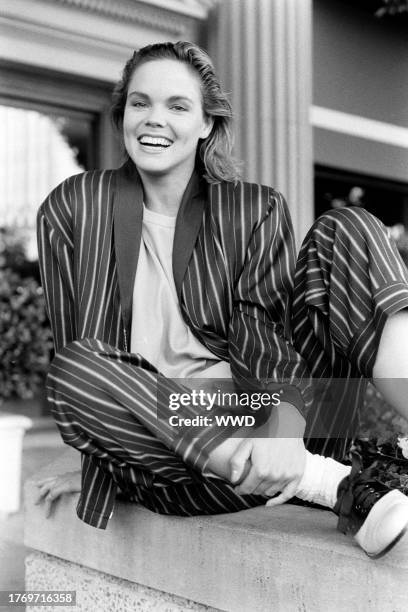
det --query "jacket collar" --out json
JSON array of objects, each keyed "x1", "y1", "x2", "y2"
[
  {"x1": 172, "y1": 169, "x2": 207, "y2": 301},
  {"x1": 113, "y1": 159, "x2": 207, "y2": 333}
]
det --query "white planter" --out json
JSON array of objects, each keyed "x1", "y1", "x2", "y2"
[{"x1": 0, "y1": 413, "x2": 32, "y2": 513}]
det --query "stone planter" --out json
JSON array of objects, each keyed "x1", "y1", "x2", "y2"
[{"x1": 0, "y1": 413, "x2": 32, "y2": 514}]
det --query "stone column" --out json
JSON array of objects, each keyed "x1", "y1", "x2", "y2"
[{"x1": 207, "y1": 0, "x2": 313, "y2": 247}]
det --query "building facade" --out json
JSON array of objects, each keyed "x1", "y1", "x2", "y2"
[{"x1": 0, "y1": 0, "x2": 407, "y2": 249}]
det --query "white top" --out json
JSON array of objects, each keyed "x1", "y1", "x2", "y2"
[{"x1": 130, "y1": 205, "x2": 231, "y2": 380}]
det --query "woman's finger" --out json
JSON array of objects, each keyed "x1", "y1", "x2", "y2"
[
  {"x1": 33, "y1": 482, "x2": 55, "y2": 505},
  {"x1": 229, "y1": 440, "x2": 252, "y2": 484},
  {"x1": 265, "y1": 480, "x2": 298, "y2": 508},
  {"x1": 44, "y1": 493, "x2": 55, "y2": 518},
  {"x1": 233, "y1": 463, "x2": 266, "y2": 495},
  {"x1": 43, "y1": 486, "x2": 65, "y2": 518},
  {"x1": 240, "y1": 464, "x2": 288, "y2": 496},
  {"x1": 33, "y1": 476, "x2": 57, "y2": 486},
  {"x1": 260, "y1": 475, "x2": 290, "y2": 497},
  {"x1": 257, "y1": 480, "x2": 286, "y2": 498}
]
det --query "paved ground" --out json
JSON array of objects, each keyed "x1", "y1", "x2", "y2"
[{"x1": 0, "y1": 424, "x2": 64, "y2": 611}]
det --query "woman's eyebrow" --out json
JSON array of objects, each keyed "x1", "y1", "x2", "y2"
[
  {"x1": 127, "y1": 91, "x2": 194, "y2": 104},
  {"x1": 127, "y1": 90, "x2": 149, "y2": 98},
  {"x1": 167, "y1": 95, "x2": 193, "y2": 104}
]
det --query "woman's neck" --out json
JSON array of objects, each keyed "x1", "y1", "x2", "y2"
[{"x1": 138, "y1": 170, "x2": 192, "y2": 216}]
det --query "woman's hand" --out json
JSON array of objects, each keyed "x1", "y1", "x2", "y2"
[
  {"x1": 33, "y1": 470, "x2": 81, "y2": 518},
  {"x1": 230, "y1": 436, "x2": 306, "y2": 504},
  {"x1": 230, "y1": 402, "x2": 306, "y2": 506}
]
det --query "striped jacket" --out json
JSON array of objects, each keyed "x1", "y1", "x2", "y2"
[{"x1": 37, "y1": 159, "x2": 309, "y2": 526}]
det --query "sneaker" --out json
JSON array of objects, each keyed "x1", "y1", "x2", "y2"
[{"x1": 334, "y1": 451, "x2": 408, "y2": 558}]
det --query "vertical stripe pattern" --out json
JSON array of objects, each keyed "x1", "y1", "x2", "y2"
[{"x1": 37, "y1": 167, "x2": 408, "y2": 528}]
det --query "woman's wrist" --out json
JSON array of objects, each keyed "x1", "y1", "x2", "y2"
[{"x1": 206, "y1": 435, "x2": 246, "y2": 480}]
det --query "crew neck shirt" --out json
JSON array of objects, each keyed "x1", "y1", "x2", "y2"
[{"x1": 130, "y1": 205, "x2": 231, "y2": 380}]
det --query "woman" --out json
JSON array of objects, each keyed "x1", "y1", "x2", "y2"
[{"x1": 35, "y1": 41, "x2": 408, "y2": 558}]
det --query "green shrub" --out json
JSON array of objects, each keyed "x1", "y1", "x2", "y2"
[
  {"x1": 0, "y1": 267, "x2": 52, "y2": 400},
  {"x1": 0, "y1": 224, "x2": 53, "y2": 402}
]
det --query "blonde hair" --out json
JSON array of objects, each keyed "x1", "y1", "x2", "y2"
[{"x1": 111, "y1": 41, "x2": 241, "y2": 183}]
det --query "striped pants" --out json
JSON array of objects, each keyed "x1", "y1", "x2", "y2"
[{"x1": 47, "y1": 207, "x2": 408, "y2": 528}]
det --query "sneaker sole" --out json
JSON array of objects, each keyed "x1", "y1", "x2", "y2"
[
  {"x1": 367, "y1": 522, "x2": 408, "y2": 559},
  {"x1": 355, "y1": 489, "x2": 408, "y2": 558}
]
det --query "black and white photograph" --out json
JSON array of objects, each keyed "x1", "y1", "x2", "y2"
[{"x1": 1, "y1": 1, "x2": 408, "y2": 611}]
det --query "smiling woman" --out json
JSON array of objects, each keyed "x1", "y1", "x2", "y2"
[{"x1": 35, "y1": 41, "x2": 408, "y2": 561}]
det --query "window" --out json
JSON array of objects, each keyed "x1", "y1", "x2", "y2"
[
  {"x1": 315, "y1": 164, "x2": 408, "y2": 227},
  {"x1": 0, "y1": 60, "x2": 121, "y2": 272}
]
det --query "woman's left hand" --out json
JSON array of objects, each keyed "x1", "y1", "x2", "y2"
[{"x1": 33, "y1": 470, "x2": 81, "y2": 518}]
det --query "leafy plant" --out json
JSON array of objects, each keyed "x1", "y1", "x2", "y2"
[
  {"x1": 0, "y1": 227, "x2": 27, "y2": 269},
  {"x1": 352, "y1": 438, "x2": 408, "y2": 495},
  {"x1": 0, "y1": 228, "x2": 52, "y2": 401}
]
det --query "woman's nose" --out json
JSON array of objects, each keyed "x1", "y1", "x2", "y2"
[{"x1": 145, "y1": 106, "x2": 166, "y2": 127}]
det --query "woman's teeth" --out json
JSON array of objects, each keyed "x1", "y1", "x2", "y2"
[{"x1": 139, "y1": 136, "x2": 172, "y2": 147}]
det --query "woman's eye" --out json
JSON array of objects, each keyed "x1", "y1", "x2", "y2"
[
  {"x1": 171, "y1": 105, "x2": 187, "y2": 112},
  {"x1": 131, "y1": 101, "x2": 147, "y2": 108}
]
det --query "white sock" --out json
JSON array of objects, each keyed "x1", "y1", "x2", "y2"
[{"x1": 295, "y1": 451, "x2": 351, "y2": 509}]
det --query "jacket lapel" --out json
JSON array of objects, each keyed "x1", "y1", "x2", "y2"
[
  {"x1": 113, "y1": 160, "x2": 207, "y2": 333},
  {"x1": 113, "y1": 159, "x2": 144, "y2": 335},
  {"x1": 173, "y1": 172, "x2": 207, "y2": 301}
]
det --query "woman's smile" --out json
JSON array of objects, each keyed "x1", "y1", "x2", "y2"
[{"x1": 137, "y1": 134, "x2": 174, "y2": 153}]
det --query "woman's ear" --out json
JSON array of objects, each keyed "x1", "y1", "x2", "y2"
[{"x1": 200, "y1": 116, "x2": 214, "y2": 140}]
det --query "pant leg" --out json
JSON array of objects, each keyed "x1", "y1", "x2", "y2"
[
  {"x1": 291, "y1": 206, "x2": 408, "y2": 459},
  {"x1": 47, "y1": 338, "x2": 266, "y2": 527}
]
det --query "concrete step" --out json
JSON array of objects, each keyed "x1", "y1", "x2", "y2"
[{"x1": 23, "y1": 449, "x2": 408, "y2": 612}]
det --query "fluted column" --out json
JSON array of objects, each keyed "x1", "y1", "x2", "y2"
[{"x1": 207, "y1": 0, "x2": 313, "y2": 247}]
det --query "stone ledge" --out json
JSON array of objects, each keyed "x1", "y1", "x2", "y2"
[
  {"x1": 25, "y1": 552, "x2": 218, "y2": 612},
  {"x1": 24, "y1": 449, "x2": 408, "y2": 612}
]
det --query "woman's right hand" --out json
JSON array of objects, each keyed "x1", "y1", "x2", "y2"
[{"x1": 33, "y1": 470, "x2": 81, "y2": 518}]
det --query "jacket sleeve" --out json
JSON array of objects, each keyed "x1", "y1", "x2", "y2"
[
  {"x1": 227, "y1": 188, "x2": 311, "y2": 414},
  {"x1": 37, "y1": 176, "x2": 116, "y2": 530},
  {"x1": 37, "y1": 177, "x2": 77, "y2": 351}
]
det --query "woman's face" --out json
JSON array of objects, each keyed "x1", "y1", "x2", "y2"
[{"x1": 123, "y1": 59, "x2": 213, "y2": 182}]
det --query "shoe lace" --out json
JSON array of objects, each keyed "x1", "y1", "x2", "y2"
[{"x1": 335, "y1": 452, "x2": 388, "y2": 535}]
